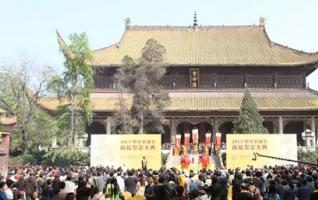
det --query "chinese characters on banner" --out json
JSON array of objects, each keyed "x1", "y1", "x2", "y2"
[
  {"x1": 190, "y1": 68, "x2": 199, "y2": 88},
  {"x1": 226, "y1": 134, "x2": 297, "y2": 169},
  {"x1": 231, "y1": 139, "x2": 268, "y2": 150},
  {"x1": 119, "y1": 139, "x2": 157, "y2": 151},
  {"x1": 90, "y1": 134, "x2": 161, "y2": 169}
]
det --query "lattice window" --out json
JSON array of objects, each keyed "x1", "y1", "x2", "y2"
[
  {"x1": 94, "y1": 72, "x2": 115, "y2": 89},
  {"x1": 200, "y1": 73, "x2": 214, "y2": 89},
  {"x1": 216, "y1": 75, "x2": 243, "y2": 88},
  {"x1": 277, "y1": 76, "x2": 302, "y2": 88},
  {"x1": 246, "y1": 75, "x2": 273, "y2": 88},
  {"x1": 175, "y1": 74, "x2": 189, "y2": 89}
]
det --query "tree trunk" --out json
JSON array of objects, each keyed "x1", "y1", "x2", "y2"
[
  {"x1": 70, "y1": 108, "x2": 75, "y2": 146},
  {"x1": 21, "y1": 129, "x2": 27, "y2": 152},
  {"x1": 138, "y1": 111, "x2": 144, "y2": 134}
]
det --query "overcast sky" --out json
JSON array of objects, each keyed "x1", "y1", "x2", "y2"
[{"x1": 0, "y1": 0, "x2": 317, "y2": 89}]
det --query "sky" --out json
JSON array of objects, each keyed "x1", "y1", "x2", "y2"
[{"x1": 0, "y1": 0, "x2": 318, "y2": 89}]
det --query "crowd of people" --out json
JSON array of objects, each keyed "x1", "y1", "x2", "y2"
[{"x1": 1, "y1": 165, "x2": 318, "y2": 200}]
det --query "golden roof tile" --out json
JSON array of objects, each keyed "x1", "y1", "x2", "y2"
[
  {"x1": 90, "y1": 26, "x2": 318, "y2": 66},
  {"x1": 38, "y1": 89, "x2": 318, "y2": 112},
  {"x1": 0, "y1": 117, "x2": 17, "y2": 125}
]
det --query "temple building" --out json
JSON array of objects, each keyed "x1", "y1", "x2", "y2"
[
  {"x1": 39, "y1": 18, "x2": 318, "y2": 147},
  {"x1": 0, "y1": 108, "x2": 16, "y2": 175}
]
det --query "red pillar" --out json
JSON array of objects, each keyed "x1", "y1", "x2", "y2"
[{"x1": 0, "y1": 132, "x2": 11, "y2": 176}]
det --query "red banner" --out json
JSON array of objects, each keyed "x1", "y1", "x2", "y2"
[
  {"x1": 192, "y1": 128, "x2": 199, "y2": 145},
  {"x1": 175, "y1": 135, "x2": 181, "y2": 148},
  {"x1": 184, "y1": 133, "x2": 190, "y2": 146},
  {"x1": 205, "y1": 133, "x2": 211, "y2": 146}
]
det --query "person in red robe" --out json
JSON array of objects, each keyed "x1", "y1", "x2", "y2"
[
  {"x1": 180, "y1": 154, "x2": 190, "y2": 169},
  {"x1": 201, "y1": 154, "x2": 210, "y2": 169}
]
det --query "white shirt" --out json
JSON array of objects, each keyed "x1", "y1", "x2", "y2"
[
  {"x1": 116, "y1": 176, "x2": 125, "y2": 194},
  {"x1": 64, "y1": 180, "x2": 77, "y2": 194},
  {"x1": 5, "y1": 189, "x2": 13, "y2": 200}
]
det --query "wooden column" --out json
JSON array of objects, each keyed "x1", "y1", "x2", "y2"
[
  {"x1": 279, "y1": 116, "x2": 283, "y2": 134},
  {"x1": 311, "y1": 116, "x2": 316, "y2": 147},
  {"x1": 212, "y1": 117, "x2": 219, "y2": 143},
  {"x1": 170, "y1": 118, "x2": 177, "y2": 144},
  {"x1": 106, "y1": 117, "x2": 112, "y2": 135}
]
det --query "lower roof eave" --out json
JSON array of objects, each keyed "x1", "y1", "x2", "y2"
[
  {"x1": 92, "y1": 108, "x2": 318, "y2": 116},
  {"x1": 164, "y1": 108, "x2": 318, "y2": 112}
]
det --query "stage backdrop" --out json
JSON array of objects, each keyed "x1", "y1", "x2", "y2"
[
  {"x1": 91, "y1": 134, "x2": 161, "y2": 169},
  {"x1": 226, "y1": 134, "x2": 297, "y2": 169}
]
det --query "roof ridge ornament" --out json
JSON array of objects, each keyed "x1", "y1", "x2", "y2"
[
  {"x1": 124, "y1": 17, "x2": 131, "y2": 29},
  {"x1": 259, "y1": 16, "x2": 265, "y2": 27},
  {"x1": 56, "y1": 30, "x2": 74, "y2": 59},
  {"x1": 193, "y1": 11, "x2": 198, "y2": 29}
]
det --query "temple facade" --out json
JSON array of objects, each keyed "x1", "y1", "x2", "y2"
[{"x1": 40, "y1": 19, "x2": 318, "y2": 147}]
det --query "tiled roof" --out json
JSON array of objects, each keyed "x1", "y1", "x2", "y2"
[
  {"x1": 38, "y1": 89, "x2": 318, "y2": 112},
  {"x1": 0, "y1": 117, "x2": 17, "y2": 125},
  {"x1": 91, "y1": 25, "x2": 318, "y2": 66}
]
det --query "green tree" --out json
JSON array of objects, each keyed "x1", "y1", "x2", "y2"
[
  {"x1": 114, "y1": 39, "x2": 170, "y2": 134},
  {"x1": 0, "y1": 60, "x2": 56, "y2": 154},
  {"x1": 48, "y1": 32, "x2": 93, "y2": 146},
  {"x1": 233, "y1": 87, "x2": 268, "y2": 134},
  {"x1": 112, "y1": 56, "x2": 138, "y2": 134}
]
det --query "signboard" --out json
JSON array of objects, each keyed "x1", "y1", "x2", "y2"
[
  {"x1": 226, "y1": 134, "x2": 297, "y2": 169},
  {"x1": 189, "y1": 68, "x2": 199, "y2": 88},
  {"x1": 91, "y1": 134, "x2": 161, "y2": 169}
]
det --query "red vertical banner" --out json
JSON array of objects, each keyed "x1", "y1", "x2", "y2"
[
  {"x1": 174, "y1": 135, "x2": 182, "y2": 156},
  {"x1": 175, "y1": 135, "x2": 181, "y2": 148},
  {"x1": 205, "y1": 133, "x2": 211, "y2": 146},
  {"x1": 184, "y1": 133, "x2": 190, "y2": 146},
  {"x1": 192, "y1": 128, "x2": 199, "y2": 145},
  {"x1": 216, "y1": 133, "x2": 222, "y2": 146}
]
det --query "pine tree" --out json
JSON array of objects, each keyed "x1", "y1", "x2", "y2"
[
  {"x1": 233, "y1": 87, "x2": 268, "y2": 134},
  {"x1": 113, "y1": 39, "x2": 170, "y2": 134}
]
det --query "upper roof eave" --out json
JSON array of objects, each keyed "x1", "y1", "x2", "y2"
[{"x1": 91, "y1": 61, "x2": 318, "y2": 68}]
